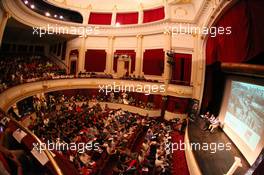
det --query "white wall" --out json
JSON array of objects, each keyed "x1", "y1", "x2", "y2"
[
  {"x1": 172, "y1": 33, "x2": 194, "y2": 49},
  {"x1": 86, "y1": 36, "x2": 108, "y2": 49},
  {"x1": 142, "y1": 34, "x2": 165, "y2": 50},
  {"x1": 67, "y1": 37, "x2": 81, "y2": 50},
  {"x1": 113, "y1": 37, "x2": 137, "y2": 50}
]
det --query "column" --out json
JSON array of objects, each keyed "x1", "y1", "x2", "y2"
[
  {"x1": 135, "y1": 35, "x2": 143, "y2": 76},
  {"x1": 106, "y1": 36, "x2": 115, "y2": 73},
  {"x1": 163, "y1": 0, "x2": 170, "y2": 20},
  {"x1": 138, "y1": 4, "x2": 143, "y2": 24},
  {"x1": 163, "y1": 31, "x2": 172, "y2": 84},
  {"x1": 77, "y1": 36, "x2": 86, "y2": 73},
  {"x1": 84, "y1": 11, "x2": 91, "y2": 25},
  {"x1": 111, "y1": 6, "x2": 117, "y2": 26},
  {"x1": 0, "y1": 11, "x2": 10, "y2": 47},
  {"x1": 65, "y1": 46, "x2": 71, "y2": 74},
  {"x1": 192, "y1": 34, "x2": 204, "y2": 101}
]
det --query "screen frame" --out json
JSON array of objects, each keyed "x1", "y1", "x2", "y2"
[{"x1": 219, "y1": 75, "x2": 264, "y2": 165}]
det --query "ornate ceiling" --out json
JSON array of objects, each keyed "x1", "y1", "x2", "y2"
[{"x1": 48, "y1": 0, "x2": 192, "y2": 11}]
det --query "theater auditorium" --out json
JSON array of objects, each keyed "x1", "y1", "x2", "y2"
[{"x1": 0, "y1": 0, "x2": 263, "y2": 175}]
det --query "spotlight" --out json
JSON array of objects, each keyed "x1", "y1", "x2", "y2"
[
  {"x1": 30, "y1": 4, "x2": 35, "y2": 9},
  {"x1": 59, "y1": 15, "x2": 63, "y2": 19},
  {"x1": 24, "y1": 0, "x2": 28, "y2": 4},
  {"x1": 45, "y1": 12, "x2": 50, "y2": 17},
  {"x1": 54, "y1": 14, "x2": 58, "y2": 18}
]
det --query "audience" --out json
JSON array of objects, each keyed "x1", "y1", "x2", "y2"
[
  {"x1": 200, "y1": 112, "x2": 220, "y2": 132},
  {"x1": 0, "y1": 54, "x2": 186, "y2": 174},
  {"x1": 0, "y1": 55, "x2": 65, "y2": 92},
  {"x1": 0, "y1": 54, "x2": 166, "y2": 94},
  {"x1": 32, "y1": 91, "x2": 157, "y2": 111},
  {"x1": 24, "y1": 92, "x2": 176, "y2": 174}
]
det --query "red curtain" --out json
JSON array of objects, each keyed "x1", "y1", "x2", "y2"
[
  {"x1": 206, "y1": 36, "x2": 218, "y2": 65},
  {"x1": 183, "y1": 55, "x2": 192, "y2": 84},
  {"x1": 171, "y1": 53, "x2": 192, "y2": 85},
  {"x1": 85, "y1": 49, "x2": 106, "y2": 72},
  {"x1": 247, "y1": 0, "x2": 264, "y2": 59},
  {"x1": 143, "y1": 49, "x2": 164, "y2": 76},
  {"x1": 167, "y1": 96, "x2": 189, "y2": 113},
  {"x1": 113, "y1": 56, "x2": 118, "y2": 73},
  {"x1": 137, "y1": 93, "x2": 149, "y2": 103},
  {"x1": 113, "y1": 50, "x2": 136, "y2": 73},
  {"x1": 202, "y1": 0, "x2": 264, "y2": 114},
  {"x1": 116, "y1": 12, "x2": 138, "y2": 25},
  {"x1": 153, "y1": 95, "x2": 162, "y2": 109},
  {"x1": 143, "y1": 7, "x2": 165, "y2": 23},
  {"x1": 206, "y1": 0, "x2": 264, "y2": 65},
  {"x1": 88, "y1": 13, "x2": 112, "y2": 25}
]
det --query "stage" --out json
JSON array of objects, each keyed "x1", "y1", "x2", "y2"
[{"x1": 187, "y1": 118, "x2": 250, "y2": 175}]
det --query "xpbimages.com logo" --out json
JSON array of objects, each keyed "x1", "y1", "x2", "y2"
[
  {"x1": 32, "y1": 24, "x2": 100, "y2": 37},
  {"x1": 165, "y1": 140, "x2": 232, "y2": 154},
  {"x1": 165, "y1": 24, "x2": 232, "y2": 37},
  {"x1": 98, "y1": 82, "x2": 166, "y2": 95},
  {"x1": 33, "y1": 140, "x2": 100, "y2": 153}
]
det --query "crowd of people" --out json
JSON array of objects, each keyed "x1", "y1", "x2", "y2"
[
  {"x1": 0, "y1": 55, "x2": 188, "y2": 174},
  {"x1": 78, "y1": 72, "x2": 113, "y2": 79},
  {"x1": 0, "y1": 56, "x2": 65, "y2": 92},
  {"x1": 94, "y1": 91, "x2": 156, "y2": 110},
  {"x1": 30, "y1": 91, "x2": 156, "y2": 116},
  {"x1": 0, "y1": 55, "x2": 166, "y2": 94},
  {"x1": 27, "y1": 93, "x2": 177, "y2": 175},
  {"x1": 200, "y1": 112, "x2": 220, "y2": 133}
]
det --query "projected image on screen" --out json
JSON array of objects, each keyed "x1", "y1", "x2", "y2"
[{"x1": 225, "y1": 81, "x2": 264, "y2": 150}]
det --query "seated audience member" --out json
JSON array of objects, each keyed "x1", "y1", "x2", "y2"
[
  {"x1": 202, "y1": 113, "x2": 215, "y2": 131},
  {"x1": 201, "y1": 111, "x2": 211, "y2": 119},
  {"x1": 208, "y1": 116, "x2": 220, "y2": 133}
]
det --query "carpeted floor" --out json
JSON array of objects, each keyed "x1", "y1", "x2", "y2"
[
  {"x1": 100, "y1": 130, "x2": 190, "y2": 175},
  {"x1": 171, "y1": 131, "x2": 190, "y2": 175}
]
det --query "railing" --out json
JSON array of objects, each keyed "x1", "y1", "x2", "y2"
[
  {"x1": 170, "y1": 79, "x2": 191, "y2": 86},
  {"x1": 0, "y1": 110, "x2": 63, "y2": 175}
]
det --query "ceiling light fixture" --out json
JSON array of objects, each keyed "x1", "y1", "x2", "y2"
[
  {"x1": 54, "y1": 14, "x2": 58, "y2": 18},
  {"x1": 24, "y1": 0, "x2": 28, "y2": 4},
  {"x1": 30, "y1": 4, "x2": 35, "y2": 9},
  {"x1": 59, "y1": 15, "x2": 63, "y2": 19},
  {"x1": 45, "y1": 12, "x2": 50, "y2": 17},
  {"x1": 115, "y1": 22, "x2": 120, "y2": 27}
]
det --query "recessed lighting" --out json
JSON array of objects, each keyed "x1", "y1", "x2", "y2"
[
  {"x1": 54, "y1": 14, "x2": 58, "y2": 18},
  {"x1": 30, "y1": 4, "x2": 35, "y2": 9},
  {"x1": 59, "y1": 15, "x2": 63, "y2": 19},
  {"x1": 45, "y1": 12, "x2": 50, "y2": 17},
  {"x1": 24, "y1": 0, "x2": 28, "y2": 4}
]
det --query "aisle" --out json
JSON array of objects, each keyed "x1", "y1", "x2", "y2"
[{"x1": 171, "y1": 131, "x2": 189, "y2": 175}]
